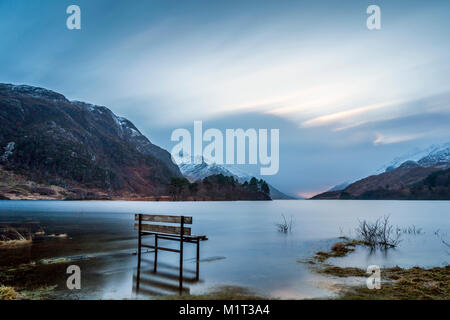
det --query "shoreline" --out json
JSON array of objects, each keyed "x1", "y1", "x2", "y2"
[
  {"x1": 304, "y1": 238, "x2": 450, "y2": 300},
  {"x1": 1, "y1": 204, "x2": 448, "y2": 300},
  {"x1": 2, "y1": 236, "x2": 448, "y2": 300}
]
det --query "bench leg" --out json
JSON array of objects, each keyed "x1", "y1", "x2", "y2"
[
  {"x1": 137, "y1": 232, "x2": 142, "y2": 269},
  {"x1": 196, "y1": 238, "x2": 200, "y2": 281},
  {"x1": 179, "y1": 244, "x2": 183, "y2": 293},
  {"x1": 154, "y1": 234, "x2": 158, "y2": 272},
  {"x1": 136, "y1": 215, "x2": 142, "y2": 294},
  {"x1": 179, "y1": 218, "x2": 184, "y2": 294},
  {"x1": 137, "y1": 216, "x2": 142, "y2": 268}
]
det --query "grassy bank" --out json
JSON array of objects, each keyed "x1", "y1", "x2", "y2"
[
  {"x1": 307, "y1": 238, "x2": 450, "y2": 300},
  {"x1": 0, "y1": 260, "x2": 65, "y2": 300}
]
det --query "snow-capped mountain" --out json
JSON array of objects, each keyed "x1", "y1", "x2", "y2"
[
  {"x1": 376, "y1": 142, "x2": 450, "y2": 174},
  {"x1": 314, "y1": 141, "x2": 450, "y2": 200},
  {"x1": 180, "y1": 162, "x2": 233, "y2": 182},
  {"x1": 179, "y1": 162, "x2": 251, "y2": 183},
  {"x1": 179, "y1": 161, "x2": 296, "y2": 199}
]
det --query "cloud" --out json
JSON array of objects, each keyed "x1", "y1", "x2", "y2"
[
  {"x1": 301, "y1": 100, "x2": 402, "y2": 128},
  {"x1": 373, "y1": 133, "x2": 424, "y2": 145}
]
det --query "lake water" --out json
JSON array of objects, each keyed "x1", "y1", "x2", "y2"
[{"x1": 0, "y1": 200, "x2": 449, "y2": 299}]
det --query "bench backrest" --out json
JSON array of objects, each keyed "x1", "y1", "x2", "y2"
[{"x1": 134, "y1": 214, "x2": 192, "y2": 236}]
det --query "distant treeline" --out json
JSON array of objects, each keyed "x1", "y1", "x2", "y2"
[{"x1": 166, "y1": 174, "x2": 271, "y2": 201}]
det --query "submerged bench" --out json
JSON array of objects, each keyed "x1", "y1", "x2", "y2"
[{"x1": 134, "y1": 214, "x2": 208, "y2": 291}]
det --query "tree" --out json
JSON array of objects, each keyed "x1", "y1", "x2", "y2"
[
  {"x1": 249, "y1": 177, "x2": 258, "y2": 191},
  {"x1": 167, "y1": 177, "x2": 190, "y2": 200},
  {"x1": 261, "y1": 181, "x2": 270, "y2": 195},
  {"x1": 189, "y1": 182, "x2": 199, "y2": 195}
]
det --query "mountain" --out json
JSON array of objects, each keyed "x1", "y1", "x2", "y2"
[
  {"x1": 376, "y1": 142, "x2": 450, "y2": 174},
  {"x1": 313, "y1": 143, "x2": 450, "y2": 200},
  {"x1": 0, "y1": 84, "x2": 181, "y2": 200},
  {"x1": 179, "y1": 161, "x2": 296, "y2": 199},
  {"x1": 327, "y1": 181, "x2": 351, "y2": 192}
]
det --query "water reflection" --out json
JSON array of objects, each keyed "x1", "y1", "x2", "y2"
[{"x1": 133, "y1": 257, "x2": 201, "y2": 297}]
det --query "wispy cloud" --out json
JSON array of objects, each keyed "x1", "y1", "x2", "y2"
[
  {"x1": 373, "y1": 132, "x2": 424, "y2": 145},
  {"x1": 301, "y1": 100, "x2": 401, "y2": 128}
]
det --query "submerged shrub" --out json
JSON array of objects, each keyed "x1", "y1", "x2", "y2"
[
  {"x1": 276, "y1": 214, "x2": 293, "y2": 233},
  {"x1": 356, "y1": 215, "x2": 402, "y2": 249}
]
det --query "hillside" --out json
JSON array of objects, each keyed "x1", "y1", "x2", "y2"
[
  {"x1": 312, "y1": 158, "x2": 450, "y2": 200},
  {"x1": 0, "y1": 84, "x2": 181, "y2": 200}
]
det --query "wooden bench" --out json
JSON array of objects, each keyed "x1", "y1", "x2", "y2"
[{"x1": 134, "y1": 214, "x2": 208, "y2": 291}]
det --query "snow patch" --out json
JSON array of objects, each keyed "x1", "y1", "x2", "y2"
[
  {"x1": 112, "y1": 115, "x2": 142, "y2": 137},
  {"x1": 1, "y1": 142, "x2": 15, "y2": 161},
  {"x1": 129, "y1": 128, "x2": 141, "y2": 137},
  {"x1": 179, "y1": 158, "x2": 255, "y2": 183},
  {"x1": 376, "y1": 142, "x2": 450, "y2": 174}
]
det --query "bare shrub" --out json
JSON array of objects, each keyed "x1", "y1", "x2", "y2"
[
  {"x1": 276, "y1": 214, "x2": 293, "y2": 233},
  {"x1": 356, "y1": 215, "x2": 401, "y2": 249},
  {"x1": 399, "y1": 225, "x2": 423, "y2": 235},
  {"x1": 442, "y1": 239, "x2": 450, "y2": 248}
]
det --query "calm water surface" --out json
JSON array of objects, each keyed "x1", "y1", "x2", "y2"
[{"x1": 0, "y1": 200, "x2": 448, "y2": 299}]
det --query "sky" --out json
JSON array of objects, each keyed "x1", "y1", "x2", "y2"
[{"x1": 1, "y1": 0, "x2": 450, "y2": 197}]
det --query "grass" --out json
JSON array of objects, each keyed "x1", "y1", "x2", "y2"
[
  {"x1": 0, "y1": 259, "x2": 65, "y2": 300},
  {"x1": 317, "y1": 266, "x2": 368, "y2": 277},
  {"x1": 0, "y1": 284, "x2": 58, "y2": 300},
  {"x1": 0, "y1": 227, "x2": 32, "y2": 248},
  {"x1": 0, "y1": 239, "x2": 32, "y2": 248},
  {"x1": 306, "y1": 236, "x2": 450, "y2": 300},
  {"x1": 18, "y1": 286, "x2": 58, "y2": 300},
  {"x1": 335, "y1": 265, "x2": 450, "y2": 300},
  {"x1": 314, "y1": 238, "x2": 364, "y2": 262},
  {"x1": 0, "y1": 286, "x2": 20, "y2": 300}
]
